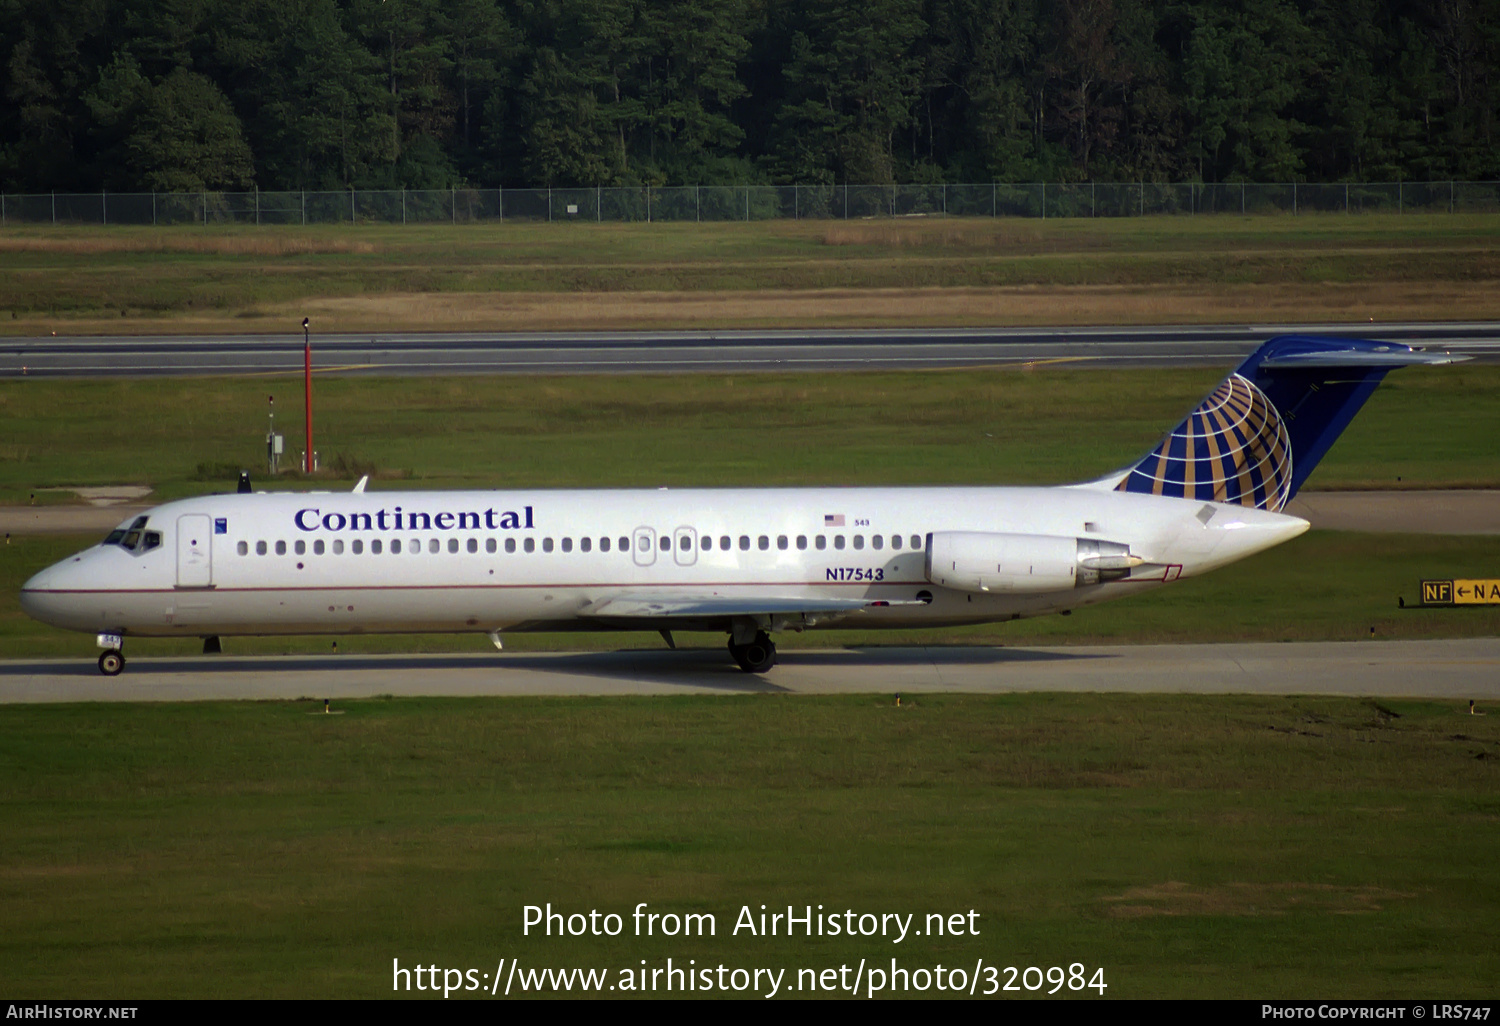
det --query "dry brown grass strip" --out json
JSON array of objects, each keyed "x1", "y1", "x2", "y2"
[
  {"x1": 0, "y1": 235, "x2": 377, "y2": 256},
  {"x1": 10, "y1": 280, "x2": 1500, "y2": 337}
]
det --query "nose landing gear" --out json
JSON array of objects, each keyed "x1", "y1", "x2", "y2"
[{"x1": 98, "y1": 650, "x2": 125, "y2": 676}]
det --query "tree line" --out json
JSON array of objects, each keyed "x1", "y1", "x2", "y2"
[{"x1": 2, "y1": 0, "x2": 1496, "y2": 194}]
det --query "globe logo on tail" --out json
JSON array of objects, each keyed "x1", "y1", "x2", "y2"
[{"x1": 1117, "y1": 373, "x2": 1293, "y2": 512}]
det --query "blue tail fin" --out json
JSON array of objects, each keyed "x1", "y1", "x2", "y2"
[{"x1": 1116, "y1": 335, "x2": 1462, "y2": 511}]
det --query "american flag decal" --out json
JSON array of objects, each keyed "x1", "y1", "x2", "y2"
[{"x1": 824, "y1": 514, "x2": 845, "y2": 526}]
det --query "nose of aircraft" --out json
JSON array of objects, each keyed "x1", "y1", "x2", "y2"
[{"x1": 20, "y1": 555, "x2": 93, "y2": 629}]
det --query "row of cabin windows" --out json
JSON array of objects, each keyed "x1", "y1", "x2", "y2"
[{"x1": 235, "y1": 533, "x2": 926, "y2": 558}]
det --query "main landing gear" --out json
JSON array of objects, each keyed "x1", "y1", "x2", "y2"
[
  {"x1": 98, "y1": 650, "x2": 125, "y2": 676},
  {"x1": 728, "y1": 630, "x2": 777, "y2": 674}
]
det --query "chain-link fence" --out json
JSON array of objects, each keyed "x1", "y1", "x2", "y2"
[{"x1": 2, "y1": 181, "x2": 1496, "y2": 226}]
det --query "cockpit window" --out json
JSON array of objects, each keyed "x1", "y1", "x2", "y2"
[
  {"x1": 105, "y1": 516, "x2": 152, "y2": 549},
  {"x1": 140, "y1": 531, "x2": 162, "y2": 552}
]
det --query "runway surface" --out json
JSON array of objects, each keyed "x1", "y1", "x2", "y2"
[
  {"x1": 2, "y1": 639, "x2": 1495, "y2": 702},
  {"x1": 3, "y1": 322, "x2": 1497, "y2": 377}
]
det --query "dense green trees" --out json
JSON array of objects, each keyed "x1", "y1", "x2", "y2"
[{"x1": 1, "y1": 0, "x2": 1497, "y2": 191}]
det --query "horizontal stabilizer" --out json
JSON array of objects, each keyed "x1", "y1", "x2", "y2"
[{"x1": 1258, "y1": 348, "x2": 1467, "y2": 368}]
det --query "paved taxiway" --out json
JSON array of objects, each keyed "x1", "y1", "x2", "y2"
[
  {"x1": 2, "y1": 639, "x2": 1495, "y2": 702},
  {"x1": 3, "y1": 322, "x2": 1497, "y2": 377}
]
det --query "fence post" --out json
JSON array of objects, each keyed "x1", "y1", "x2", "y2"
[
  {"x1": 202, "y1": 191, "x2": 206, "y2": 225},
  {"x1": 102, "y1": 188, "x2": 106, "y2": 226},
  {"x1": 1450, "y1": 180, "x2": 1454, "y2": 213},
  {"x1": 745, "y1": 186, "x2": 750, "y2": 222},
  {"x1": 942, "y1": 183, "x2": 947, "y2": 215},
  {"x1": 152, "y1": 191, "x2": 156, "y2": 227},
  {"x1": 548, "y1": 186, "x2": 552, "y2": 222},
  {"x1": 1398, "y1": 181, "x2": 1402, "y2": 214},
  {"x1": 1139, "y1": 181, "x2": 1143, "y2": 217},
  {"x1": 991, "y1": 182, "x2": 995, "y2": 217},
  {"x1": 696, "y1": 184, "x2": 700, "y2": 222},
  {"x1": 499, "y1": 186, "x2": 504, "y2": 222},
  {"x1": 402, "y1": 187, "x2": 406, "y2": 225},
  {"x1": 52, "y1": 191, "x2": 56, "y2": 226},
  {"x1": 597, "y1": 185, "x2": 601, "y2": 222},
  {"x1": 1344, "y1": 182, "x2": 1348, "y2": 213},
  {"x1": 1293, "y1": 182, "x2": 1297, "y2": 216},
  {"x1": 1, "y1": 192, "x2": 5, "y2": 227},
  {"x1": 647, "y1": 186, "x2": 652, "y2": 223},
  {"x1": 843, "y1": 184, "x2": 848, "y2": 219},
  {"x1": 350, "y1": 189, "x2": 355, "y2": 224},
  {"x1": 1041, "y1": 181, "x2": 1045, "y2": 220},
  {"x1": 1092, "y1": 181, "x2": 1096, "y2": 218},
  {"x1": 1242, "y1": 182, "x2": 1245, "y2": 215},
  {"x1": 795, "y1": 184, "x2": 799, "y2": 220},
  {"x1": 451, "y1": 186, "x2": 455, "y2": 225},
  {"x1": 255, "y1": 185, "x2": 259, "y2": 226}
]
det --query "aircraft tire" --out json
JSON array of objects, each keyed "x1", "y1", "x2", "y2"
[
  {"x1": 98, "y1": 651, "x2": 124, "y2": 676},
  {"x1": 729, "y1": 632, "x2": 777, "y2": 673}
]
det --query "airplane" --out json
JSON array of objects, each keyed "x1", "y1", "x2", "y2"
[{"x1": 20, "y1": 335, "x2": 1461, "y2": 677}]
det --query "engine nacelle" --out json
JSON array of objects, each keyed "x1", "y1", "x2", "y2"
[{"x1": 924, "y1": 532, "x2": 1142, "y2": 593}]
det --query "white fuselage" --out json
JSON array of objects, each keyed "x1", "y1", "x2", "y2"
[{"x1": 21, "y1": 484, "x2": 1308, "y2": 641}]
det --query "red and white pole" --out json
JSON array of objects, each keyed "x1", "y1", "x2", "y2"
[{"x1": 302, "y1": 317, "x2": 313, "y2": 473}]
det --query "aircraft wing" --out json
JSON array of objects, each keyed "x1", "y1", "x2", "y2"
[{"x1": 580, "y1": 594, "x2": 924, "y2": 620}]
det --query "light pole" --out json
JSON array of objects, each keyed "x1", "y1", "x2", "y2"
[{"x1": 303, "y1": 318, "x2": 313, "y2": 473}]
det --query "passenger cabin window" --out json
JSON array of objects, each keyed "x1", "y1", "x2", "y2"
[
  {"x1": 599, "y1": 537, "x2": 610, "y2": 553},
  {"x1": 468, "y1": 538, "x2": 478, "y2": 553},
  {"x1": 853, "y1": 535, "x2": 864, "y2": 550},
  {"x1": 720, "y1": 536, "x2": 731, "y2": 551},
  {"x1": 891, "y1": 535, "x2": 902, "y2": 550},
  {"x1": 371, "y1": 540, "x2": 382, "y2": 554},
  {"x1": 758, "y1": 536, "x2": 769, "y2": 551},
  {"x1": 391, "y1": 539, "x2": 402, "y2": 554},
  {"x1": 659, "y1": 536, "x2": 670, "y2": 551},
  {"x1": 562, "y1": 538, "x2": 573, "y2": 553},
  {"x1": 739, "y1": 536, "x2": 750, "y2": 551},
  {"x1": 314, "y1": 540, "x2": 325, "y2": 555},
  {"x1": 777, "y1": 535, "x2": 788, "y2": 550},
  {"x1": 487, "y1": 538, "x2": 497, "y2": 553},
  {"x1": 333, "y1": 540, "x2": 344, "y2": 554},
  {"x1": 429, "y1": 539, "x2": 440, "y2": 554},
  {"x1": 524, "y1": 538, "x2": 535, "y2": 553},
  {"x1": 352, "y1": 540, "x2": 363, "y2": 555},
  {"x1": 448, "y1": 538, "x2": 460, "y2": 554},
  {"x1": 276, "y1": 540, "x2": 287, "y2": 555},
  {"x1": 871, "y1": 535, "x2": 883, "y2": 550},
  {"x1": 815, "y1": 535, "x2": 826, "y2": 550},
  {"x1": 256, "y1": 541, "x2": 267, "y2": 555},
  {"x1": 797, "y1": 535, "x2": 807, "y2": 550},
  {"x1": 237, "y1": 541, "x2": 248, "y2": 556},
  {"x1": 505, "y1": 538, "x2": 516, "y2": 553},
  {"x1": 543, "y1": 538, "x2": 554, "y2": 553},
  {"x1": 834, "y1": 535, "x2": 845, "y2": 550},
  {"x1": 295, "y1": 540, "x2": 306, "y2": 555},
  {"x1": 580, "y1": 537, "x2": 590, "y2": 553},
  {"x1": 619, "y1": 537, "x2": 629, "y2": 551},
  {"x1": 911, "y1": 535, "x2": 921, "y2": 550},
  {"x1": 679, "y1": 535, "x2": 691, "y2": 551},
  {"x1": 637, "y1": 535, "x2": 650, "y2": 552}
]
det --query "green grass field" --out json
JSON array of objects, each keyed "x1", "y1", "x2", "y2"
[
  {"x1": 1, "y1": 694, "x2": 1496, "y2": 997},
  {"x1": 4, "y1": 214, "x2": 1499, "y2": 332},
  {"x1": 3, "y1": 363, "x2": 1496, "y2": 503}
]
